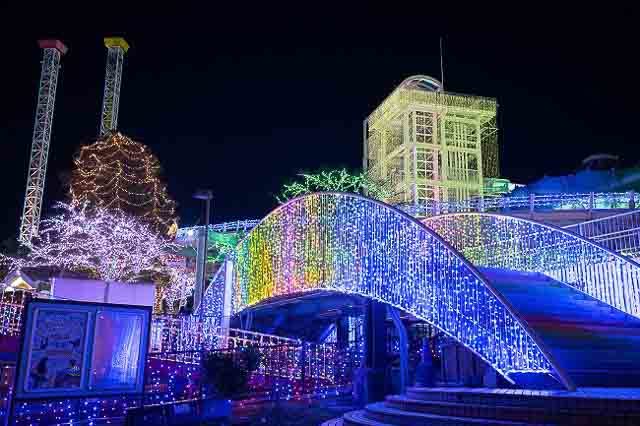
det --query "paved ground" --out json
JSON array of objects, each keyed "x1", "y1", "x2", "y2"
[{"x1": 232, "y1": 398, "x2": 357, "y2": 425}]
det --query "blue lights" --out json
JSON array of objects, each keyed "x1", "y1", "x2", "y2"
[{"x1": 200, "y1": 193, "x2": 557, "y2": 384}]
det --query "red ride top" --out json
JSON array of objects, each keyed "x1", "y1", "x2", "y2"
[{"x1": 37, "y1": 39, "x2": 68, "y2": 55}]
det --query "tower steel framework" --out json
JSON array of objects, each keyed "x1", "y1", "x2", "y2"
[
  {"x1": 19, "y1": 40, "x2": 68, "y2": 245},
  {"x1": 99, "y1": 37, "x2": 129, "y2": 136},
  {"x1": 364, "y1": 75, "x2": 498, "y2": 207}
]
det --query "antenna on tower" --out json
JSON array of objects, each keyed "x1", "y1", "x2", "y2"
[
  {"x1": 99, "y1": 37, "x2": 129, "y2": 136},
  {"x1": 19, "y1": 40, "x2": 68, "y2": 246},
  {"x1": 440, "y1": 36, "x2": 445, "y2": 90}
]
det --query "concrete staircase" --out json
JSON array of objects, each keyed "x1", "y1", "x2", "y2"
[
  {"x1": 481, "y1": 268, "x2": 640, "y2": 387},
  {"x1": 323, "y1": 387, "x2": 640, "y2": 425}
]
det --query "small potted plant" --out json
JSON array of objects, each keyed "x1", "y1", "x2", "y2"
[{"x1": 201, "y1": 346, "x2": 261, "y2": 422}]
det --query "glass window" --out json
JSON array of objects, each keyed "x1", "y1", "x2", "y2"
[{"x1": 89, "y1": 310, "x2": 144, "y2": 391}]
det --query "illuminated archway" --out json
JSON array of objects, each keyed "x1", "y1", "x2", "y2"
[{"x1": 201, "y1": 193, "x2": 568, "y2": 387}]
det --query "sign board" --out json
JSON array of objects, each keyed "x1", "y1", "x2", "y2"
[
  {"x1": 51, "y1": 278, "x2": 156, "y2": 307},
  {"x1": 13, "y1": 299, "x2": 151, "y2": 400}
]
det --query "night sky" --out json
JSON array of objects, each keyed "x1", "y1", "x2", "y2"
[{"x1": 1, "y1": 6, "x2": 638, "y2": 241}]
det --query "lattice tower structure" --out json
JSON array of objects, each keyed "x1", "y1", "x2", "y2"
[
  {"x1": 19, "y1": 40, "x2": 68, "y2": 246},
  {"x1": 99, "y1": 37, "x2": 129, "y2": 136},
  {"x1": 364, "y1": 75, "x2": 498, "y2": 206},
  {"x1": 70, "y1": 132, "x2": 177, "y2": 235}
]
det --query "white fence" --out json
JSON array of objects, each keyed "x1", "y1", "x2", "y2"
[
  {"x1": 400, "y1": 191, "x2": 638, "y2": 217},
  {"x1": 564, "y1": 210, "x2": 640, "y2": 259},
  {"x1": 177, "y1": 192, "x2": 639, "y2": 240}
]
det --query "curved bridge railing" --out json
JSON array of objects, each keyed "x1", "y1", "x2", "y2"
[
  {"x1": 422, "y1": 213, "x2": 640, "y2": 319},
  {"x1": 200, "y1": 193, "x2": 567, "y2": 386}
]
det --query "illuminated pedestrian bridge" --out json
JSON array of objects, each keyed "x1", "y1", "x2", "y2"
[{"x1": 200, "y1": 193, "x2": 640, "y2": 390}]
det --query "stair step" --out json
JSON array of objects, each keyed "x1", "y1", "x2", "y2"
[
  {"x1": 321, "y1": 418, "x2": 345, "y2": 426},
  {"x1": 335, "y1": 388, "x2": 640, "y2": 425},
  {"x1": 343, "y1": 410, "x2": 393, "y2": 426},
  {"x1": 361, "y1": 402, "x2": 531, "y2": 426},
  {"x1": 405, "y1": 387, "x2": 564, "y2": 408},
  {"x1": 385, "y1": 395, "x2": 550, "y2": 423},
  {"x1": 406, "y1": 388, "x2": 552, "y2": 408},
  {"x1": 405, "y1": 386, "x2": 640, "y2": 410}
]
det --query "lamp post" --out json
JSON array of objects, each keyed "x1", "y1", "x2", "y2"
[{"x1": 193, "y1": 189, "x2": 213, "y2": 312}]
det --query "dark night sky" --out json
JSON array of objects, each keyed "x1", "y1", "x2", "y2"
[{"x1": 1, "y1": 5, "x2": 638, "y2": 241}]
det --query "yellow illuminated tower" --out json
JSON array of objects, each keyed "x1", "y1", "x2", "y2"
[{"x1": 364, "y1": 75, "x2": 498, "y2": 207}]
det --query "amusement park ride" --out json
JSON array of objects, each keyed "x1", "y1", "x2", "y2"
[
  {"x1": 18, "y1": 40, "x2": 67, "y2": 246},
  {"x1": 19, "y1": 37, "x2": 129, "y2": 246}
]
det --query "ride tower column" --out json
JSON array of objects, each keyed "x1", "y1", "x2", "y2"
[{"x1": 19, "y1": 40, "x2": 68, "y2": 245}]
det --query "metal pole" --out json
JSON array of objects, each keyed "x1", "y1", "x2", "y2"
[
  {"x1": 440, "y1": 36, "x2": 445, "y2": 90},
  {"x1": 200, "y1": 197, "x2": 211, "y2": 308},
  {"x1": 193, "y1": 227, "x2": 206, "y2": 312},
  {"x1": 193, "y1": 190, "x2": 213, "y2": 312},
  {"x1": 388, "y1": 306, "x2": 408, "y2": 395},
  {"x1": 204, "y1": 198, "x2": 211, "y2": 287},
  {"x1": 220, "y1": 260, "x2": 234, "y2": 348},
  {"x1": 529, "y1": 193, "x2": 535, "y2": 218}
]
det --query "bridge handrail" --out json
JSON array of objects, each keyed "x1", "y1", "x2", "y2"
[
  {"x1": 176, "y1": 220, "x2": 262, "y2": 239},
  {"x1": 564, "y1": 210, "x2": 640, "y2": 258},
  {"x1": 176, "y1": 192, "x2": 639, "y2": 241},
  {"x1": 400, "y1": 191, "x2": 638, "y2": 217},
  {"x1": 423, "y1": 212, "x2": 640, "y2": 320}
]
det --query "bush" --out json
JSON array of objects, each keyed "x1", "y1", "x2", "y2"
[{"x1": 202, "y1": 346, "x2": 262, "y2": 399}]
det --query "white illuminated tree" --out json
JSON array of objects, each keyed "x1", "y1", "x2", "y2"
[
  {"x1": 162, "y1": 264, "x2": 196, "y2": 310},
  {"x1": 26, "y1": 202, "x2": 167, "y2": 281},
  {"x1": 4, "y1": 203, "x2": 194, "y2": 309}
]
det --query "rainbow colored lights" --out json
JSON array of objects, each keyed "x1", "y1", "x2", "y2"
[{"x1": 201, "y1": 193, "x2": 555, "y2": 382}]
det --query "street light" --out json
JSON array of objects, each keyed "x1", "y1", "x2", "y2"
[{"x1": 193, "y1": 189, "x2": 213, "y2": 312}]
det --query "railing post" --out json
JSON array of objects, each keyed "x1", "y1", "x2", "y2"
[
  {"x1": 388, "y1": 306, "x2": 408, "y2": 395},
  {"x1": 300, "y1": 343, "x2": 307, "y2": 394},
  {"x1": 245, "y1": 311, "x2": 253, "y2": 331},
  {"x1": 218, "y1": 260, "x2": 234, "y2": 349},
  {"x1": 630, "y1": 191, "x2": 636, "y2": 209},
  {"x1": 501, "y1": 195, "x2": 509, "y2": 212},
  {"x1": 529, "y1": 193, "x2": 535, "y2": 218},
  {"x1": 193, "y1": 226, "x2": 208, "y2": 311}
]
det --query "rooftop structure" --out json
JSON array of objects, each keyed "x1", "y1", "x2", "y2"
[{"x1": 364, "y1": 75, "x2": 498, "y2": 206}]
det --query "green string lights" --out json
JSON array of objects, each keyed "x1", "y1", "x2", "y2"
[{"x1": 276, "y1": 169, "x2": 394, "y2": 204}]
